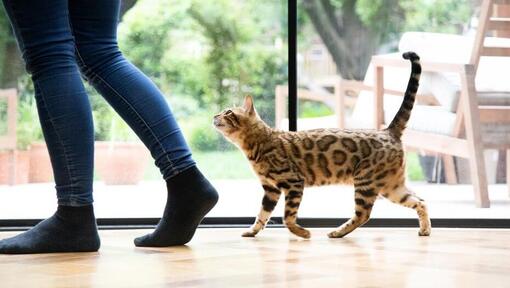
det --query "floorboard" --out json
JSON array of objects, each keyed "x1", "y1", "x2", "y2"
[{"x1": 1, "y1": 228, "x2": 509, "y2": 287}]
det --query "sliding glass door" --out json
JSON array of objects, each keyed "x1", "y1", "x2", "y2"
[{"x1": 0, "y1": 0, "x2": 288, "y2": 221}]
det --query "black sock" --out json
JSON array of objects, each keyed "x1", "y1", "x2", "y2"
[
  {"x1": 0, "y1": 205, "x2": 100, "y2": 254},
  {"x1": 134, "y1": 166, "x2": 219, "y2": 247}
]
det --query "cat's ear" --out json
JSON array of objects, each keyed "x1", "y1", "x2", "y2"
[{"x1": 243, "y1": 95, "x2": 255, "y2": 115}]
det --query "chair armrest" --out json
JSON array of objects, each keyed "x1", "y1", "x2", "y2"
[
  {"x1": 370, "y1": 54, "x2": 475, "y2": 128},
  {"x1": 371, "y1": 54, "x2": 471, "y2": 73},
  {"x1": 275, "y1": 82, "x2": 361, "y2": 130}
]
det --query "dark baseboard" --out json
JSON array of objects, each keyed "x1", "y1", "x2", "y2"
[{"x1": 0, "y1": 217, "x2": 509, "y2": 232}]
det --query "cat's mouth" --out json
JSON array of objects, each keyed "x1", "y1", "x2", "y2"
[{"x1": 213, "y1": 117, "x2": 225, "y2": 127}]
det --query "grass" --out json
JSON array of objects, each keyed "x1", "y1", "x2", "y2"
[
  {"x1": 406, "y1": 152, "x2": 425, "y2": 181},
  {"x1": 144, "y1": 150, "x2": 425, "y2": 181},
  {"x1": 143, "y1": 150, "x2": 255, "y2": 180},
  {"x1": 299, "y1": 100, "x2": 334, "y2": 118},
  {"x1": 193, "y1": 150, "x2": 255, "y2": 179},
  {"x1": 0, "y1": 100, "x2": 7, "y2": 135}
]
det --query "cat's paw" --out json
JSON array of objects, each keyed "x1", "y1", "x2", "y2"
[
  {"x1": 288, "y1": 226, "x2": 311, "y2": 239},
  {"x1": 418, "y1": 228, "x2": 431, "y2": 236},
  {"x1": 299, "y1": 229, "x2": 312, "y2": 239},
  {"x1": 242, "y1": 230, "x2": 258, "y2": 237},
  {"x1": 327, "y1": 230, "x2": 346, "y2": 238}
]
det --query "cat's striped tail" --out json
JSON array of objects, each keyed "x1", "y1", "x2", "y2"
[{"x1": 387, "y1": 52, "x2": 421, "y2": 138}]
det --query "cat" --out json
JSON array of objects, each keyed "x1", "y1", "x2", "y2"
[{"x1": 213, "y1": 52, "x2": 430, "y2": 239}]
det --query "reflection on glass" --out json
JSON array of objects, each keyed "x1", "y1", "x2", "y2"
[
  {"x1": 295, "y1": 0, "x2": 509, "y2": 218},
  {"x1": 0, "y1": 0, "x2": 288, "y2": 219}
]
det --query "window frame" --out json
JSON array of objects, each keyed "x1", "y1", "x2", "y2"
[{"x1": 1, "y1": 0, "x2": 509, "y2": 231}]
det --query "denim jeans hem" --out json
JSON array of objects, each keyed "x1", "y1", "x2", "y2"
[
  {"x1": 57, "y1": 198, "x2": 94, "y2": 207},
  {"x1": 164, "y1": 162, "x2": 197, "y2": 181}
]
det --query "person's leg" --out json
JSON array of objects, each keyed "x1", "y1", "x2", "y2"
[
  {"x1": 0, "y1": 0, "x2": 99, "y2": 254},
  {"x1": 69, "y1": 0, "x2": 218, "y2": 247}
]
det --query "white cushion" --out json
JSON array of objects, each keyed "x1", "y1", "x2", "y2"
[
  {"x1": 397, "y1": 32, "x2": 510, "y2": 111},
  {"x1": 351, "y1": 92, "x2": 457, "y2": 135}
]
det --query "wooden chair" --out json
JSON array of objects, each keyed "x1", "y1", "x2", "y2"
[
  {"x1": 0, "y1": 89, "x2": 18, "y2": 185},
  {"x1": 371, "y1": 0, "x2": 510, "y2": 207}
]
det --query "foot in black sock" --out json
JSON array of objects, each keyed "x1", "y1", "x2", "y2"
[
  {"x1": 0, "y1": 205, "x2": 100, "y2": 254},
  {"x1": 134, "y1": 166, "x2": 219, "y2": 247}
]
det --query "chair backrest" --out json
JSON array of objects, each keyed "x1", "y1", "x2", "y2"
[
  {"x1": 0, "y1": 89, "x2": 17, "y2": 150},
  {"x1": 470, "y1": 0, "x2": 510, "y2": 70}
]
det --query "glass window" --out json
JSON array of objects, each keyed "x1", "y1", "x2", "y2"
[
  {"x1": 295, "y1": 0, "x2": 509, "y2": 219},
  {"x1": 0, "y1": 0, "x2": 288, "y2": 220}
]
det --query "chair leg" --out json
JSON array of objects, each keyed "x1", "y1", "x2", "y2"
[
  {"x1": 7, "y1": 150, "x2": 16, "y2": 186},
  {"x1": 460, "y1": 67, "x2": 490, "y2": 208},
  {"x1": 275, "y1": 86, "x2": 286, "y2": 130},
  {"x1": 442, "y1": 154, "x2": 458, "y2": 184},
  {"x1": 507, "y1": 149, "x2": 510, "y2": 198},
  {"x1": 334, "y1": 82, "x2": 346, "y2": 129}
]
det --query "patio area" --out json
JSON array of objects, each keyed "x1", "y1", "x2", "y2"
[{"x1": 1, "y1": 180, "x2": 509, "y2": 220}]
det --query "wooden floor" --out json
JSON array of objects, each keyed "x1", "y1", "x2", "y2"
[{"x1": 1, "y1": 228, "x2": 510, "y2": 288}]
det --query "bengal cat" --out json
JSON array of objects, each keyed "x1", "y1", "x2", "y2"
[{"x1": 213, "y1": 52, "x2": 430, "y2": 239}]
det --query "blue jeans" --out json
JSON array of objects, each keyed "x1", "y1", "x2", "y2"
[{"x1": 2, "y1": 0, "x2": 195, "y2": 206}]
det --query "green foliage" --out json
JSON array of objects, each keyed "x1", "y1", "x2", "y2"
[
  {"x1": 333, "y1": 0, "x2": 471, "y2": 43},
  {"x1": 239, "y1": 48, "x2": 287, "y2": 126},
  {"x1": 88, "y1": 84, "x2": 138, "y2": 142},
  {"x1": 188, "y1": 121, "x2": 223, "y2": 152},
  {"x1": 345, "y1": 0, "x2": 471, "y2": 36},
  {"x1": 188, "y1": 8, "x2": 240, "y2": 109},
  {"x1": 355, "y1": 0, "x2": 404, "y2": 42},
  {"x1": 0, "y1": 5, "x2": 15, "y2": 86},
  {"x1": 118, "y1": 0, "x2": 188, "y2": 79},
  {"x1": 189, "y1": 0, "x2": 287, "y2": 125},
  {"x1": 406, "y1": 152, "x2": 425, "y2": 181},
  {"x1": 299, "y1": 100, "x2": 334, "y2": 118},
  {"x1": 402, "y1": 0, "x2": 472, "y2": 33},
  {"x1": 0, "y1": 0, "x2": 288, "y2": 150},
  {"x1": 144, "y1": 150, "x2": 254, "y2": 180},
  {"x1": 0, "y1": 0, "x2": 475, "y2": 153},
  {"x1": 117, "y1": 0, "x2": 287, "y2": 145},
  {"x1": 184, "y1": 114, "x2": 234, "y2": 152},
  {"x1": 301, "y1": 0, "x2": 473, "y2": 54},
  {"x1": 193, "y1": 150, "x2": 254, "y2": 179},
  {"x1": 13, "y1": 76, "x2": 43, "y2": 150},
  {"x1": 16, "y1": 99, "x2": 43, "y2": 150},
  {"x1": 0, "y1": 98, "x2": 7, "y2": 135},
  {"x1": 85, "y1": 84, "x2": 108, "y2": 141}
]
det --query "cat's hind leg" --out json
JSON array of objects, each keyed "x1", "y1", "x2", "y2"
[
  {"x1": 328, "y1": 184, "x2": 377, "y2": 238},
  {"x1": 283, "y1": 180, "x2": 310, "y2": 239},
  {"x1": 242, "y1": 182, "x2": 281, "y2": 237},
  {"x1": 384, "y1": 185, "x2": 431, "y2": 236}
]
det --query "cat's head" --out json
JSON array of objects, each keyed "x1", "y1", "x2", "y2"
[{"x1": 213, "y1": 96, "x2": 262, "y2": 142}]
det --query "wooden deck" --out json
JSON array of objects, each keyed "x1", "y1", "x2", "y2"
[{"x1": 1, "y1": 228, "x2": 509, "y2": 287}]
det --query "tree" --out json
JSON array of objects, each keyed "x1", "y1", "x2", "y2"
[
  {"x1": 0, "y1": 1, "x2": 139, "y2": 89},
  {"x1": 301, "y1": 0, "x2": 472, "y2": 80},
  {"x1": 0, "y1": 8, "x2": 22, "y2": 89}
]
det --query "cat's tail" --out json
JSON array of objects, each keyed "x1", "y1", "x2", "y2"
[{"x1": 387, "y1": 52, "x2": 421, "y2": 138}]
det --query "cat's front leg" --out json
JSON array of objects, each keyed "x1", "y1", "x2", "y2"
[
  {"x1": 242, "y1": 183, "x2": 281, "y2": 237},
  {"x1": 282, "y1": 179, "x2": 310, "y2": 239}
]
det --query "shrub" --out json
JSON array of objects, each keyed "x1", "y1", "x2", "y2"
[{"x1": 185, "y1": 114, "x2": 234, "y2": 152}]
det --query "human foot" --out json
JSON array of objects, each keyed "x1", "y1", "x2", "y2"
[
  {"x1": 0, "y1": 205, "x2": 100, "y2": 254},
  {"x1": 134, "y1": 166, "x2": 218, "y2": 247}
]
